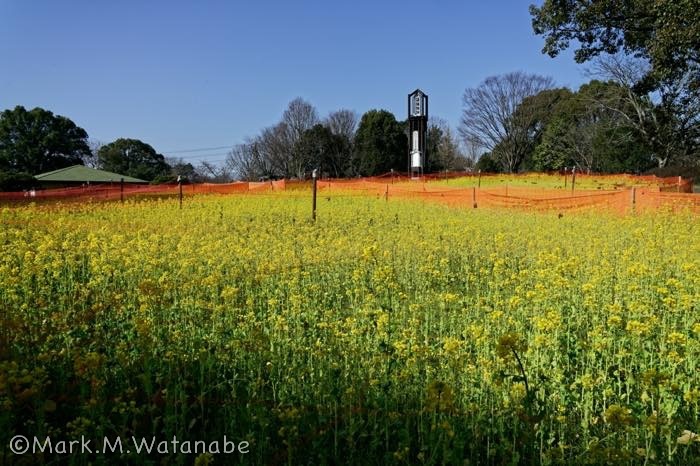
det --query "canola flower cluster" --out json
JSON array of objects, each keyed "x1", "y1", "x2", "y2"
[{"x1": 1, "y1": 193, "x2": 699, "y2": 465}]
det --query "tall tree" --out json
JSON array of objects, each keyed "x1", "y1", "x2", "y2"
[
  {"x1": 531, "y1": 1, "x2": 700, "y2": 167},
  {"x1": 463, "y1": 135, "x2": 483, "y2": 168},
  {"x1": 512, "y1": 88, "x2": 573, "y2": 169},
  {"x1": 325, "y1": 109, "x2": 358, "y2": 142},
  {"x1": 425, "y1": 117, "x2": 467, "y2": 172},
  {"x1": 530, "y1": 80, "x2": 654, "y2": 173},
  {"x1": 196, "y1": 160, "x2": 232, "y2": 183},
  {"x1": 259, "y1": 122, "x2": 295, "y2": 178},
  {"x1": 354, "y1": 110, "x2": 407, "y2": 176},
  {"x1": 226, "y1": 141, "x2": 270, "y2": 181},
  {"x1": 459, "y1": 72, "x2": 555, "y2": 172},
  {"x1": 437, "y1": 125, "x2": 468, "y2": 170},
  {"x1": 589, "y1": 55, "x2": 699, "y2": 167},
  {"x1": 85, "y1": 139, "x2": 103, "y2": 169},
  {"x1": 97, "y1": 138, "x2": 170, "y2": 181},
  {"x1": 530, "y1": 0, "x2": 700, "y2": 90},
  {"x1": 283, "y1": 98, "x2": 319, "y2": 141},
  {"x1": 227, "y1": 98, "x2": 325, "y2": 180},
  {"x1": 294, "y1": 124, "x2": 351, "y2": 178},
  {"x1": 281, "y1": 98, "x2": 319, "y2": 178},
  {"x1": 0, "y1": 106, "x2": 90, "y2": 175},
  {"x1": 425, "y1": 123, "x2": 444, "y2": 172}
]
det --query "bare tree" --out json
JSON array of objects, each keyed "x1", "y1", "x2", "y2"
[
  {"x1": 280, "y1": 98, "x2": 319, "y2": 178},
  {"x1": 84, "y1": 139, "x2": 103, "y2": 168},
  {"x1": 428, "y1": 117, "x2": 467, "y2": 170},
  {"x1": 283, "y1": 98, "x2": 318, "y2": 141},
  {"x1": 226, "y1": 143, "x2": 254, "y2": 181},
  {"x1": 462, "y1": 135, "x2": 482, "y2": 169},
  {"x1": 260, "y1": 122, "x2": 296, "y2": 178},
  {"x1": 325, "y1": 109, "x2": 358, "y2": 141},
  {"x1": 589, "y1": 54, "x2": 700, "y2": 167},
  {"x1": 459, "y1": 72, "x2": 555, "y2": 172},
  {"x1": 197, "y1": 161, "x2": 232, "y2": 183},
  {"x1": 225, "y1": 138, "x2": 278, "y2": 181}
]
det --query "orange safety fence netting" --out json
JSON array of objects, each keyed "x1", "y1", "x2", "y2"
[
  {"x1": 1, "y1": 175, "x2": 697, "y2": 214},
  {"x1": 0, "y1": 179, "x2": 290, "y2": 202},
  {"x1": 315, "y1": 179, "x2": 699, "y2": 214},
  {"x1": 634, "y1": 189, "x2": 700, "y2": 212},
  {"x1": 360, "y1": 171, "x2": 695, "y2": 192},
  {"x1": 317, "y1": 181, "x2": 629, "y2": 212}
]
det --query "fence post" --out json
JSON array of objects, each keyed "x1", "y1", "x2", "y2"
[
  {"x1": 312, "y1": 169, "x2": 318, "y2": 221},
  {"x1": 178, "y1": 176, "x2": 183, "y2": 209},
  {"x1": 385, "y1": 184, "x2": 389, "y2": 202},
  {"x1": 473, "y1": 187, "x2": 477, "y2": 208},
  {"x1": 564, "y1": 167, "x2": 567, "y2": 189},
  {"x1": 120, "y1": 178, "x2": 124, "y2": 203},
  {"x1": 631, "y1": 187, "x2": 636, "y2": 213},
  {"x1": 678, "y1": 176, "x2": 682, "y2": 193},
  {"x1": 478, "y1": 169, "x2": 481, "y2": 188},
  {"x1": 571, "y1": 167, "x2": 576, "y2": 194}
]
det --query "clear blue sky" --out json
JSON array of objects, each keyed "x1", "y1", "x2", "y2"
[{"x1": 1, "y1": 1, "x2": 587, "y2": 165}]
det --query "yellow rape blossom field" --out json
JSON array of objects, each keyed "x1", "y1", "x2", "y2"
[{"x1": 1, "y1": 193, "x2": 699, "y2": 465}]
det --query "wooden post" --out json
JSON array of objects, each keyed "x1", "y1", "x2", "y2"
[
  {"x1": 472, "y1": 187, "x2": 477, "y2": 208},
  {"x1": 478, "y1": 169, "x2": 481, "y2": 188},
  {"x1": 678, "y1": 176, "x2": 682, "y2": 193},
  {"x1": 564, "y1": 167, "x2": 567, "y2": 189},
  {"x1": 631, "y1": 187, "x2": 636, "y2": 212},
  {"x1": 312, "y1": 169, "x2": 318, "y2": 221},
  {"x1": 571, "y1": 167, "x2": 576, "y2": 194},
  {"x1": 178, "y1": 176, "x2": 183, "y2": 209},
  {"x1": 120, "y1": 178, "x2": 124, "y2": 203},
  {"x1": 391, "y1": 168, "x2": 394, "y2": 184},
  {"x1": 385, "y1": 184, "x2": 389, "y2": 202}
]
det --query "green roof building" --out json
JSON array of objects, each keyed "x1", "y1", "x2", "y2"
[{"x1": 35, "y1": 165, "x2": 146, "y2": 185}]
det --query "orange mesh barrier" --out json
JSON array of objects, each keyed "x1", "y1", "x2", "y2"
[
  {"x1": 634, "y1": 189, "x2": 700, "y2": 213},
  {"x1": 315, "y1": 180, "x2": 635, "y2": 213},
  {"x1": 0, "y1": 183, "x2": 179, "y2": 202},
  {"x1": 1, "y1": 174, "x2": 696, "y2": 213}
]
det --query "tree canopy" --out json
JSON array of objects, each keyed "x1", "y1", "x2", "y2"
[
  {"x1": 354, "y1": 110, "x2": 407, "y2": 176},
  {"x1": 525, "y1": 81, "x2": 654, "y2": 173},
  {"x1": 0, "y1": 106, "x2": 90, "y2": 176},
  {"x1": 425, "y1": 118, "x2": 467, "y2": 172},
  {"x1": 294, "y1": 124, "x2": 351, "y2": 178},
  {"x1": 459, "y1": 72, "x2": 555, "y2": 172},
  {"x1": 530, "y1": 0, "x2": 700, "y2": 89},
  {"x1": 97, "y1": 138, "x2": 170, "y2": 181}
]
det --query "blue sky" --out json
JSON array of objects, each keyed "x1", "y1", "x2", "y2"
[{"x1": 1, "y1": 1, "x2": 587, "y2": 165}]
